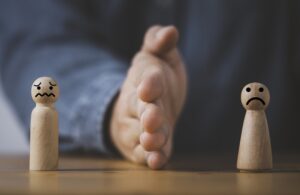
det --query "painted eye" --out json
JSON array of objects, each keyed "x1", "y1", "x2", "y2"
[
  {"x1": 246, "y1": 87, "x2": 251, "y2": 92},
  {"x1": 259, "y1": 87, "x2": 264, "y2": 92},
  {"x1": 49, "y1": 86, "x2": 53, "y2": 90},
  {"x1": 34, "y1": 82, "x2": 42, "y2": 90}
]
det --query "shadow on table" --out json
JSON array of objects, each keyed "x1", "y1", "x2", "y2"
[{"x1": 165, "y1": 153, "x2": 300, "y2": 173}]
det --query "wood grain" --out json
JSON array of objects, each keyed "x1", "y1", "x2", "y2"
[
  {"x1": 0, "y1": 154, "x2": 299, "y2": 194},
  {"x1": 238, "y1": 82, "x2": 272, "y2": 171},
  {"x1": 237, "y1": 110, "x2": 272, "y2": 171},
  {"x1": 30, "y1": 77, "x2": 59, "y2": 171}
]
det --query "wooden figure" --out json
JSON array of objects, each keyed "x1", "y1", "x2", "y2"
[
  {"x1": 30, "y1": 77, "x2": 59, "y2": 171},
  {"x1": 237, "y1": 82, "x2": 272, "y2": 171}
]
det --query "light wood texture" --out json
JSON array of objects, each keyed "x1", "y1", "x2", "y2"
[
  {"x1": 237, "y1": 110, "x2": 272, "y2": 171},
  {"x1": 238, "y1": 83, "x2": 272, "y2": 171},
  {"x1": 30, "y1": 77, "x2": 59, "y2": 171},
  {"x1": 0, "y1": 154, "x2": 299, "y2": 194}
]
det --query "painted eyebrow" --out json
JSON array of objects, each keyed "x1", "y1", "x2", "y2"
[
  {"x1": 33, "y1": 82, "x2": 41, "y2": 87},
  {"x1": 49, "y1": 82, "x2": 57, "y2": 86}
]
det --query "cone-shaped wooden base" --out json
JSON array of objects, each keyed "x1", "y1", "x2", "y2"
[{"x1": 237, "y1": 110, "x2": 272, "y2": 171}]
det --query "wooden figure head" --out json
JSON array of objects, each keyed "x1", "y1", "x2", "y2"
[
  {"x1": 31, "y1": 77, "x2": 59, "y2": 104},
  {"x1": 241, "y1": 82, "x2": 270, "y2": 110}
]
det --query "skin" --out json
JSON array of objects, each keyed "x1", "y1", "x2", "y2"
[{"x1": 109, "y1": 25, "x2": 187, "y2": 169}]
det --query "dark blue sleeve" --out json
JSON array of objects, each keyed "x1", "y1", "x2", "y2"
[{"x1": 0, "y1": 0, "x2": 127, "y2": 154}]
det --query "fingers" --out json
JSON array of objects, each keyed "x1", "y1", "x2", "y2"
[
  {"x1": 140, "y1": 103, "x2": 164, "y2": 133},
  {"x1": 140, "y1": 103, "x2": 169, "y2": 152},
  {"x1": 129, "y1": 47, "x2": 184, "y2": 95},
  {"x1": 133, "y1": 144, "x2": 147, "y2": 164},
  {"x1": 140, "y1": 131, "x2": 166, "y2": 151},
  {"x1": 129, "y1": 51, "x2": 166, "y2": 87},
  {"x1": 127, "y1": 95, "x2": 167, "y2": 140},
  {"x1": 117, "y1": 26, "x2": 181, "y2": 169},
  {"x1": 126, "y1": 52, "x2": 167, "y2": 122},
  {"x1": 124, "y1": 89, "x2": 168, "y2": 150},
  {"x1": 117, "y1": 117, "x2": 141, "y2": 150},
  {"x1": 141, "y1": 25, "x2": 184, "y2": 68},
  {"x1": 137, "y1": 68, "x2": 164, "y2": 102},
  {"x1": 133, "y1": 145, "x2": 168, "y2": 170},
  {"x1": 142, "y1": 25, "x2": 179, "y2": 56},
  {"x1": 147, "y1": 151, "x2": 168, "y2": 170}
]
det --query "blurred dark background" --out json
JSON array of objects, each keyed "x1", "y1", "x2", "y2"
[{"x1": 0, "y1": 0, "x2": 299, "y2": 157}]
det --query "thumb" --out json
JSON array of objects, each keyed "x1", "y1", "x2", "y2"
[{"x1": 142, "y1": 25, "x2": 179, "y2": 56}]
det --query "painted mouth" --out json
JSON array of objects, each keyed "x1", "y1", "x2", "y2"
[
  {"x1": 246, "y1": 97, "x2": 265, "y2": 105},
  {"x1": 35, "y1": 93, "x2": 55, "y2": 97}
]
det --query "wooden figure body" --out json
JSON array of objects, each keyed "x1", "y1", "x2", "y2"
[
  {"x1": 237, "y1": 82, "x2": 272, "y2": 171},
  {"x1": 30, "y1": 77, "x2": 59, "y2": 171}
]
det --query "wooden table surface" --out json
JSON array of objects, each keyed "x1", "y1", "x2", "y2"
[{"x1": 0, "y1": 154, "x2": 299, "y2": 194}]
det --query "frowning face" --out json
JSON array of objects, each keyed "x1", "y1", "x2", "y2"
[
  {"x1": 241, "y1": 82, "x2": 270, "y2": 110},
  {"x1": 31, "y1": 77, "x2": 59, "y2": 104}
]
